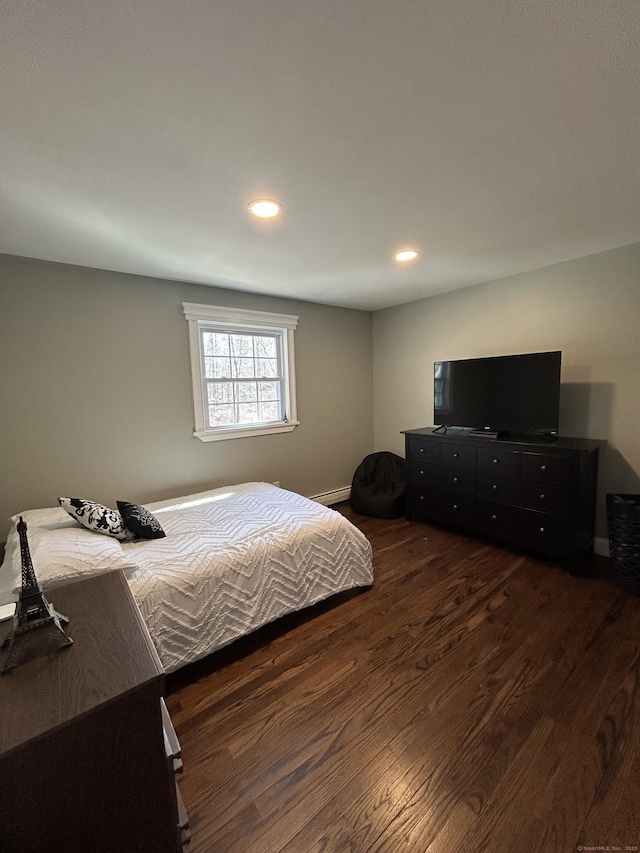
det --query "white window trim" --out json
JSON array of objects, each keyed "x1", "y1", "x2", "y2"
[{"x1": 183, "y1": 302, "x2": 299, "y2": 442}]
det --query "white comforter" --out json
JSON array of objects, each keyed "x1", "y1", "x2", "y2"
[{"x1": 1, "y1": 483, "x2": 373, "y2": 672}]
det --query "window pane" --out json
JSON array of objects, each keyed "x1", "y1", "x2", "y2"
[
  {"x1": 260, "y1": 402, "x2": 279, "y2": 421},
  {"x1": 231, "y1": 357, "x2": 255, "y2": 378},
  {"x1": 190, "y1": 307, "x2": 297, "y2": 438},
  {"x1": 238, "y1": 403, "x2": 259, "y2": 423},
  {"x1": 256, "y1": 358, "x2": 278, "y2": 378},
  {"x1": 255, "y1": 336, "x2": 277, "y2": 358},
  {"x1": 230, "y1": 335, "x2": 254, "y2": 357},
  {"x1": 208, "y1": 404, "x2": 234, "y2": 426},
  {"x1": 205, "y1": 356, "x2": 232, "y2": 378},
  {"x1": 203, "y1": 332, "x2": 229, "y2": 356},
  {"x1": 257, "y1": 381, "x2": 279, "y2": 402},
  {"x1": 207, "y1": 382, "x2": 233, "y2": 404},
  {"x1": 235, "y1": 381, "x2": 257, "y2": 402}
]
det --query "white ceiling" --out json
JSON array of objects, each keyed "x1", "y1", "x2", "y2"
[{"x1": 2, "y1": 1, "x2": 639, "y2": 311}]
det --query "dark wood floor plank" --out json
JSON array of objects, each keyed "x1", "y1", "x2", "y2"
[
  {"x1": 178, "y1": 540, "x2": 519, "y2": 805},
  {"x1": 166, "y1": 503, "x2": 640, "y2": 853},
  {"x1": 209, "y1": 610, "x2": 501, "y2": 848},
  {"x1": 448, "y1": 596, "x2": 640, "y2": 853},
  {"x1": 362, "y1": 578, "x2": 615, "y2": 852},
  {"x1": 423, "y1": 800, "x2": 478, "y2": 853},
  {"x1": 180, "y1": 550, "x2": 527, "y2": 846},
  {"x1": 456, "y1": 588, "x2": 635, "y2": 820},
  {"x1": 577, "y1": 644, "x2": 640, "y2": 847},
  {"x1": 228, "y1": 554, "x2": 538, "y2": 830},
  {"x1": 443, "y1": 713, "x2": 558, "y2": 853},
  {"x1": 278, "y1": 603, "x2": 556, "y2": 853}
]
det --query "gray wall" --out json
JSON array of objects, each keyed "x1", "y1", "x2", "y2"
[
  {"x1": 372, "y1": 242, "x2": 640, "y2": 541},
  {"x1": 3, "y1": 243, "x2": 639, "y2": 547},
  {"x1": 0, "y1": 254, "x2": 374, "y2": 541}
]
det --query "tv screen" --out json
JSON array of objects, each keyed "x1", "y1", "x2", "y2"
[{"x1": 434, "y1": 351, "x2": 561, "y2": 435}]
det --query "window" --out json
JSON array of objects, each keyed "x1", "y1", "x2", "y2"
[{"x1": 183, "y1": 303, "x2": 299, "y2": 442}]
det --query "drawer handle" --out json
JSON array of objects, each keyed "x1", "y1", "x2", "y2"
[
  {"x1": 541, "y1": 464, "x2": 547, "y2": 471},
  {"x1": 491, "y1": 514, "x2": 498, "y2": 521},
  {"x1": 453, "y1": 452, "x2": 460, "y2": 458},
  {"x1": 419, "y1": 495, "x2": 424, "y2": 501},
  {"x1": 419, "y1": 447, "x2": 425, "y2": 453},
  {"x1": 453, "y1": 504, "x2": 458, "y2": 510},
  {"x1": 420, "y1": 470, "x2": 424, "y2": 475},
  {"x1": 540, "y1": 494, "x2": 546, "y2": 501},
  {"x1": 453, "y1": 476, "x2": 458, "y2": 483},
  {"x1": 493, "y1": 458, "x2": 499, "y2": 464},
  {"x1": 492, "y1": 484, "x2": 499, "y2": 491},
  {"x1": 539, "y1": 526, "x2": 545, "y2": 533}
]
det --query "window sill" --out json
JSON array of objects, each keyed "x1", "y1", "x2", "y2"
[{"x1": 194, "y1": 421, "x2": 300, "y2": 443}]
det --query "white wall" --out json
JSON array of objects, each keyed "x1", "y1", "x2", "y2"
[
  {"x1": 0, "y1": 254, "x2": 374, "y2": 541},
  {"x1": 372, "y1": 242, "x2": 640, "y2": 540}
]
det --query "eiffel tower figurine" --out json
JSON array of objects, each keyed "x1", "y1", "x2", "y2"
[{"x1": 1, "y1": 517, "x2": 73, "y2": 674}]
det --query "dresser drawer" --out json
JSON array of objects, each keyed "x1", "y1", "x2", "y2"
[
  {"x1": 412, "y1": 462, "x2": 475, "y2": 493},
  {"x1": 410, "y1": 485, "x2": 475, "y2": 526},
  {"x1": 438, "y1": 442, "x2": 475, "y2": 469},
  {"x1": 477, "y1": 499, "x2": 571, "y2": 554},
  {"x1": 477, "y1": 447, "x2": 519, "y2": 476},
  {"x1": 477, "y1": 473, "x2": 572, "y2": 516},
  {"x1": 476, "y1": 499, "x2": 521, "y2": 541},
  {"x1": 409, "y1": 440, "x2": 439, "y2": 463},
  {"x1": 410, "y1": 461, "x2": 436, "y2": 485},
  {"x1": 517, "y1": 510, "x2": 572, "y2": 554},
  {"x1": 514, "y1": 480, "x2": 572, "y2": 516},
  {"x1": 521, "y1": 452, "x2": 574, "y2": 484},
  {"x1": 434, "y1": 464, "x2": 476, "y2": 494},
  {"x1": 477, "y1": 472, "x2": 518, "y2": 503}
]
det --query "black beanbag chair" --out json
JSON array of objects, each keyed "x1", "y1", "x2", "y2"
[{"x1": 350, "y1": 451, "x2": 406, "y2": 518}]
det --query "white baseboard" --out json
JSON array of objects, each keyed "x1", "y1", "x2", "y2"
[
  {"x1": 310, "y1": 486, "x2": 351, "y2": 506},
  {"x1": 593, "y1": 536, "x2": 610, "y2": 558}
]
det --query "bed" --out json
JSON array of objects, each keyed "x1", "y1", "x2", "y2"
[{"x1": 0, "y1": 483, "x2": 373, "y2": 672}]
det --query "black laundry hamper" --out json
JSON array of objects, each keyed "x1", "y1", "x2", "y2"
[
  {"x1": 606, "y1": 493, "x2": 640, "y2": 596},
  {"x1": 350, "y1": 451, "x2": 406, "y2": 518}
]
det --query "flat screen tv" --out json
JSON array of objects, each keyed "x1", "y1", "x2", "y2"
[{"x1": 434, "y1": 351, "x2": 561, "y2": 437}]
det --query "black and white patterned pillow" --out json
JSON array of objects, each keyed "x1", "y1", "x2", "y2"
[
  {"x1": 58, "y1": 497, "x2": 129, "y2": 540},
  {"x1": 117, "y1": 501, "x2": 166, "y2": 540}
]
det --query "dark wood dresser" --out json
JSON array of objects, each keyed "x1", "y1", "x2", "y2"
[
  {"x1": 0, "y1": 570, "x2": 188, "y2": 853},
  {"x1": 403, "y1": 427, "x2": 605, "y2": 568}
]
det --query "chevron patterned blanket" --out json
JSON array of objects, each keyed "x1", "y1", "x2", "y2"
[{"x1": 123, "y1": 482, "x2": 373, "y2": 671}]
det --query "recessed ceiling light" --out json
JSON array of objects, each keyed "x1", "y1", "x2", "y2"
[
  {"x1": 248, "y1": 199, "x2": 282, "y2": 218},
  {"x1": 395, "y1": 249, "x2": 420, "y2": 262}
]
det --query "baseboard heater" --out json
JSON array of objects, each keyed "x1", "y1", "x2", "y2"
[{"x1": 310, "y1": 487, "x2": 351, "y2": 506}]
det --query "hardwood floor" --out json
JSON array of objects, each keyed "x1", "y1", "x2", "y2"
[{"x1": 166, "y1": 504, "x2": 640, "y2": 852}]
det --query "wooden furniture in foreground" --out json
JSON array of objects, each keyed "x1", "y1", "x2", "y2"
[
  {"x1": 403, "y1": 427, "x2": 605, "y2": 568},
  {"x1": 0, "y1": 570, "x2": 188, "y2": 853}
]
